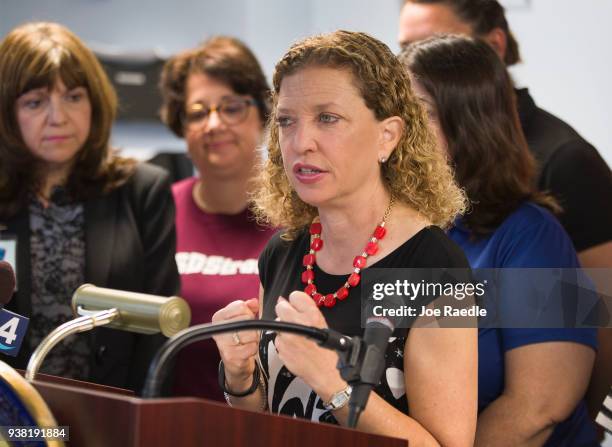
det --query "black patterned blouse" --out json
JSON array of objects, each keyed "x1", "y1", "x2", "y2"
[
  {"x1": 29, "y1": 188, "x2": 90, "y2": 379},
  {"x1": 258, "y1": 228, "x2": 469, "y2": 423}
]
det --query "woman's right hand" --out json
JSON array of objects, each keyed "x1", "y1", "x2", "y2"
[{"x1": 212, "y1": 298, "x2": 260, "y2": 393}]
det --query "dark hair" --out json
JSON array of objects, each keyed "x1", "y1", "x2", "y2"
[
  {"x1": 159, "y1": 36, "x2": 270, "y2": 138},
  {"x1": 406, "y1": 0, "x2": 521, "y2": 65},
  {"x1": 0, "y1": 22, "x2": 135, "y2": 219},
  {"x1": 400, "y1": 35, "x2": 557, "y2": 236}
]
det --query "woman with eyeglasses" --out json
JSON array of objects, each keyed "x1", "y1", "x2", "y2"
[{"x1": 159, "y1": 36, "x2": 276, "y2": 401}]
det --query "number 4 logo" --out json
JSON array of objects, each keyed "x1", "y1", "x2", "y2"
[
  {"x1": 0, "y1": 309, "x2": 28, "y2": 356},
  {"x1": 0, "y1": 317, "x2": 19, "y2": 346}
]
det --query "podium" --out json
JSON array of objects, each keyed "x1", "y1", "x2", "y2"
[{"x1": 30, "y1": 374, "x2": 407, "y2": 447}]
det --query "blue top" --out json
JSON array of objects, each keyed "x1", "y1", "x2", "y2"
[{"x1": 449, "y1": 202, "x2": 598, "y2": 447}]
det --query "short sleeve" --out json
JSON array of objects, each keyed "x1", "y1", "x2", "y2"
[
  {"x1": 258, "y1": 231, "x2": 283, "y2": 290},
  {"x1": 495, "y1": 207, "x2": 598, "y2": 353},
  {"x1": 499, "y1": 208, "x2": 580, "y2": 268},
  {"x1": 501, "y1": 328, "x2": 597, "y2": 353},
  {"x1": 138, "y1": 164, "x2": 180, "y2": 296}
]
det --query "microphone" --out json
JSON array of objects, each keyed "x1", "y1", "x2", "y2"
[
  {"x1": 338, "y1": 316, "x2": 395, "y2": 428},
  {"x1": 142, "y1": 314, "x2": 392, "y2": 429},
  {"x1": 142, "y1": 315, "x2": 392, "y2": 429},
  {"x1": 338, "y1": 282, "x2": 408, "y2": 427},
  {"x1": 0, "y1": 261, "x2": 29, "y2": 357},
  {"x1": 26, "y1": 285, "x2": 191, "y2": 381},
  {"x1": 142, "y1": 319, "x2": 352, "y2": 398}
]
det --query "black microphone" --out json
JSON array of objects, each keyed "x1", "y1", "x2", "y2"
[
  {"x1": 344, "y1": 316, "x2": 395, "y2": 428},
  {"x1": 142, "y1": 319, "x2": 352, "y2": 398},
  {"x1": 0, "y1": 260, "x2": 29, "y2": 357}
]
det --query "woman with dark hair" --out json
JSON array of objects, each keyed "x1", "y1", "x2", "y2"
[
  {"x1": 398, "y1": 0, "x2": 520, "y2": 65},
  {"x1": 398, "y1": 4, "x2": 612, "y2": 424},
  {"x1": 0, "y1": 22, "x2": 179, "y2": 392},
  {"x1": 401, "y1": 35, "x2": 598, "y2": 446},
  {"x1": 211, "y1": 30, "x2": 478, "y2": 445},
  {"x1": 159, "y1": 36, "x2": 276, "y2": 401}
]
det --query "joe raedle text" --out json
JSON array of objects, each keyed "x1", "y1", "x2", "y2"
[{"x1": 371, "y1": 304, "x2": 487, "y2": 318}]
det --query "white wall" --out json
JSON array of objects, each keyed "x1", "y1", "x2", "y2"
[
  {"x1": 1, "y1": 0, "x2": 610, "y2": 165},
  {"x1": 507, "y1": 0, "x2": 612, "y2": 165}
]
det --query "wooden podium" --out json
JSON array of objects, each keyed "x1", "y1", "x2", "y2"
[{"x1": 29, "y1": 374, "x2": 407, "y2": 447}]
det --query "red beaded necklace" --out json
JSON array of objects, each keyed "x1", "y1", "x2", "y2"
[{"x1": 302, "y1": 197, "x2": 395, "y2": 308}]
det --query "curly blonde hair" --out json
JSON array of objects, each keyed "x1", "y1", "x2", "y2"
[{"x1": 252, "y1": 30, "x2": 466, "y2": 237}]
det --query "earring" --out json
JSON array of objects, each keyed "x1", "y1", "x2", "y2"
[{"x1": 379, "y1": 156, "x2": 387, "y2": 164}]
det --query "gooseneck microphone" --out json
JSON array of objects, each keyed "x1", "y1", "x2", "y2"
[
  {"x1": 142, "y1": 320, "x2": 352, "y2": 399},
  {"x1": 142, "y1": 316, "x2": 393, "y2": 429},
  {"x1": 341, "y1": 317, "x2": 395, "y2": 428}
]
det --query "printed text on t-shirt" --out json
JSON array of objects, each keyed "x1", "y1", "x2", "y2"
[{"x1": 175, "y1": 252, "x2": 259, "y2": 276}]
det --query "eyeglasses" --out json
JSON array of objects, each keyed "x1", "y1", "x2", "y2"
[{"x1": 182, "y1": 97, "x2": 256, "y2": 130}]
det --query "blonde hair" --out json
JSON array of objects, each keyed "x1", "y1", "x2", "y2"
[{"x1": 252, "y1": 30, "x2": 466, "y2": 237}]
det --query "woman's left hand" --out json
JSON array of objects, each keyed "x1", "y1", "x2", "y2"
[{"x1": 274, "y1": 290, "x2": 346, "y2": 398}]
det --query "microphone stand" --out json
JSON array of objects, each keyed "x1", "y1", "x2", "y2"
[
  {"x1": 142, "y1": 319, "x2": 381, "y2": 428},
  {"x1": 143, "y1": 320, "x2": 350, "y2": 396}
]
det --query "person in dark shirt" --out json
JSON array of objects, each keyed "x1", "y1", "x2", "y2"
[
  {"x1": 0, "y1": 22, "x2": 179, "y2": 393},
  {"x1": 398, "y1": 0, "x2": 612, "y2": 426},
  {"x1": 211, "y1": 30, "x2": 478, "y2": 445}
]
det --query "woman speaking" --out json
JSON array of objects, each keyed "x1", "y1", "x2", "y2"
[{"x1": 212, "y1": 31, "x2": 477, "y2": 446}]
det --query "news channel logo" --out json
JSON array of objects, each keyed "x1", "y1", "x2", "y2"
[{"x1": 0, "y1": 311, "x2": 28, "y2": 356}]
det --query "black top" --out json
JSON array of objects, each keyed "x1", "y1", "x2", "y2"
[
  {"x1": 258, "y1": 226, "x2": 469, "y2": 423},
  {"x1": 3, "y1": 163, "x2": 179, "y2": 393},
  {"x1": 516, "y1": 88, "x2": 612, "y2": 252},
  {"x1": 148, "y1": 152, "x2": 194, "y2": 184}
]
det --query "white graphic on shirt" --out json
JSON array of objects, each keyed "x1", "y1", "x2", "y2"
[
  {"x1": 386, "y1": 367, "x2": 406, "y2": 400},
  {"x1": 266, "y1": 337, "x2": 328, "y2": 421},
  {"x1": 175, "y1": 252, "x2": 259, "y2": 276}
]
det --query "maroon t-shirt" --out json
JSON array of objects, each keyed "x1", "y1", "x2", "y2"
[{"x1": 172, "y1": 177, "x2": 275, "y2": 400}]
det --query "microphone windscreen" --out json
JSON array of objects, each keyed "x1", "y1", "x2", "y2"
[{"x1": 0, "y1": 261, "x2": 15, "y2": 306}]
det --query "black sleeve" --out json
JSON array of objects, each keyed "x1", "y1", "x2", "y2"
[
  {"x1": 540, "y1": 141, "x2": 612, "y2": 252},
  {"x1": 258, "y1": 231, "x2": 283, "y2": 292},
  {"x1": 147, "y1": 152, "x2": 193, "y2": 184},
  {"x1": 137, "y1": 164, "x2": 180, "y2": 297},
  {"x1": 126, "y1": 163, "x2": 180, "y2": 393},
  {"x1": 412, "y1": 227, "x2": 473, "y2": 302},
  {"x1": 414, "y1": 226, "x2": 471, "y2": 270}
]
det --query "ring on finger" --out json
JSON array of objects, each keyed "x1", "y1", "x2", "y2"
[{"x1": 232, "y1": 332, "x2": 242, "y2": 346}]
